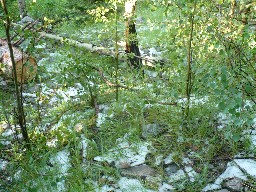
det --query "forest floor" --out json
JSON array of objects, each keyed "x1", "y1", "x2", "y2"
[{"x1": 1, "y1": 4, "x2": 256, "y2": 192}]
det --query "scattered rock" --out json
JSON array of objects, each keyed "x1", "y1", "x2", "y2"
[
  {"x1": 168, "y1": 169, "x2": 186, "y2": 182},
  {"x1": 136, "y1": 17, "x2": 145, "y2": 23},
  {"x1": 184, "y1": 166, "x2": 198, "y2": 182},
  {"x1": 120, "y1": 164, "x2": 156, "y2": 179},
  {"x1": 74, "y1": 123, "x2": 83, "y2": 132},
  {"x1": 222, "y1": 177, "x2": 243, "y2": 191},
  {"x1": 234, "y1": 159, "x2": 256, "y2": 178},
  {"x1": 154, "y1": 155, "x2": 163, "y2": 166},
  {"x1": 165, "y1": 163, "x2": 179, "y2": 175},
  {"x1": 0, "y1": 159, "x2": 8, "y2": 171},
  {"x1": 158, "y1": 182, "x2": 175, "y2": 192},
  {"x1": 49, "y1": 149, "x2": 71, "y2": 175},
  {"x1": 145, "y1": 175, "x2": 162, "y2": 189},
  {"x1": 202, "y1": 183, "x2": 222, "y2": 191},
  {"x1": 117, "y1": 177, "x2": 154, "y2": 192},
  {"x1": 164, "y1": 153, "x2": 174, "y2": 165},
  {"x1": 142, "y1": 123, "x2": 162, "y2": 138},
  {"x1": 94, "y1": 135, "x2": 151, "y2": 168},
  {"x1": 217, "y1": 189, "x2": 230, "y2": 192},
  {"x1": 202, "y1": 162, "x2": 247, "y2": 191}
]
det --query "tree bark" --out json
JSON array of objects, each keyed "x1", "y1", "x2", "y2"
[
  {"x1": 1, "y1": 0, "x2": 30, "y2": 149},
  {"x1": 17, "y1": 0, "x2": 27, "y2": 18},
  {"x1": 0, "y1": 39, "x2": 37, "y2": 83},
  {"x1": 38, "y1": 32, "x2": 159, "y2": 67},
  {"x1": 124, "y1": 0, "x2": 142, "y2": 68}
]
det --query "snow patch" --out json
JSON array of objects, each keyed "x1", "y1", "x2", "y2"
[
  {"x1": 96, "y1": 105, "x2": 111, "y2": 127},
  {"x1": 159, "y1": 182, "x2": 175, "y2": 192},
  {"x1": 203, "y1": 161, "x2": 247, "y2": 191},
  {"x1": 184, "y1": 166, "x2": 198, "y2": 182},
  {"x1": 94, "y1": 135, "x2": 151, "y2": 167},
  {"x1": 177, "y1": 96, "x2": 209, "y2": 107},
  {"x1": 80, "y1": 135, "x2": 89, "y2": 162},
  {"x1": 0, "y1": 159, "x2": 8, "y2": 171},
  {"x1": 168, "y1": 169, "x2": 186, "y2": 182},
  {"x1": 96, "y1": 185, "x2": 115, "y2": 192},
  {"x1": 154, "y1": 155, "x2": 163, "y2": 166},
  {"x1": 251, "y1": 135, "x2": 256, "y2": 148},
  {"x1": 2, "y1": 129, "x2": 15, "y2": 137},
  {"x1": 202, "y1": 183, "x2": 221, "y2": 191},
  {"x1": 49, "y1": 149, "x2": 71, "y2": 175},
  {"x1": 118, "y1": 177, "x2": 155, "y2": 192},
  {"x1": 46, "y1": 138, "x2": 58, "y2": 147},
  {"x1": 234, "y1": 159, "x2": 256, "y2": 178},
  {"x1": 164, "y1": 153, "x2": 174, "y2": 165}
]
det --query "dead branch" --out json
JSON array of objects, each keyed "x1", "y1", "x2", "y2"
[{"x1": 91, "y1": 66, "x2": 135, "y2": 90}]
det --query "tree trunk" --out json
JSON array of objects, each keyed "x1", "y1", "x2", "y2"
[
  {"x1": 1, "y1": 0, "x2": 30, "y2": 149},
  {"x1": 17, "y1": 0, "x2": 27, "y2": 18},
  {"x1": 0, "y1": 39, "x2": 37, "y2": 83},
  {"x1": 124, "y1": 0, "x2": 142, "y2": 68}
]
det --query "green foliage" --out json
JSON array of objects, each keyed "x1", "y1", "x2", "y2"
[
  {"x1": 27, "y1": 0, "x2": 67, "y2": 19},
  {"x1": 1, "y1": 0, "x2": 256, "y2": 191}
]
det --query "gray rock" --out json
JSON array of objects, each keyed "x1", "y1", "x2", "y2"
[
  {"x1": 217, "y1": 189, "x2": 230, "y2": 192},
  {"x1": 222, "y1": 177, "x2": 243, "y2": 191},
  {"x1": 165, "y1": 163, "x2": 179, "y2": 176},
  {"x1": 145, "y1": 175, "x2": 162, "y2": 189},
  {"x1": 136, "y1": 17, "x2": 145, "y2": 23},
  {"x1": 18, "y1": 16, "x2": 34, "y2": 24},
  {"x1": 120, "y1": 164, "x2": 156, "y2": 179},
  {"x1": 142, "y1": 123, "x2": 162, "y2": 138}
]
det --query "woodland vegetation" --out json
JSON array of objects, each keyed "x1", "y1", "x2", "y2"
[{"x1": 0, "y1": 0, "x2": 256, "y2": 191}]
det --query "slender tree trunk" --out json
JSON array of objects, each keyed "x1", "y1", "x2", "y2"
[
  {"x1": 124, "y1": 0, "x2": 142, "y2": 69},
  {"x1": 230, "y1": 0, "x2": 236, "y2": 18},
  {"x1": 185, "y1": 1, "x2": 196, "y2": 120},
  {"x1": 115, "y1": 1, "x2": 119, "y2": 101},
  {"x1": 1, "y1": 0, "x2": 30, "y2": 149},
  {"x1": 17, "y1": 0, "x2": 27, "y2": 18}
]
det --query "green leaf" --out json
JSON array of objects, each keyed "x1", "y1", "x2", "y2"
[
  {"x1": 245, "y1": 84, "x2": 252, "y2": 92},
  {"x1": 150, "y1": 5, "x2": 157, "y2": 11},
  {"x1": 232, "y1": 133, "x2": 240, "y2": 142},
  {"x1": 218, "y1": 101, "x2": 226, "y2": 110}
]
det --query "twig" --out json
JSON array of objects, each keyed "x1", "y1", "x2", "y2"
[{"x1": 91, "y1": 66, "x2": 136, "y2": 90}]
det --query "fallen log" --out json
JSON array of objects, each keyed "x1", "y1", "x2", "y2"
[
  {"x1": 13, "y1": 21, "x2": 168, "y2": 67},
  {"x1": 0, "y1": 38, "x2": 37, "y2": 83},
  {"x1": 38, "y1": 32, "x2": 163, "y2": 67}
]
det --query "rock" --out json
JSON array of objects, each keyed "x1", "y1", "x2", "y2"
[
  {"x1": 214, "y1": 162, "x2": 247, "y2": 185},
  {"x1": 217, "y1": 189, "x2": 230, "y2": 192},
  {"x1": 74, "y1": 123, "x2": 83, "y2": 132},
  {"x1": 136, "y1": 17, "x2": 145, "y2": 23},
  {"x1": 142, "y1": 123, "x2": 162, "y2": 138},
  {"x1": 202, "y1": 162, "x2": 247, "y2": 192},
  {"x1": 0, "y1": 39, "x2": 37, "y2": 83},
  {"x1": 164, "y1": 153, "x2": 174, "y2": 165},
  {"x1": 117, "y1": 177, "x2": 155, "y2": 192},
  {"x1": 184, "y1": 166, "x2": 198, "y2": 182},
  {"x1": 0, "y1": 159, "x2": 8, "y2": 171},
  {"x1": 202, "y1": 183, "x2": 221, "y2": 191},
  {"x1": 145, "y1": 175, "x2": 162, "y2": 189},
  {"x1": 165, "y1": 163, "x2": 179, "y2": 175},
  {"x1": 154, "y1": 155, "x2": 163, "y2": 166},
  {"x1": 168, "y1": 169, "x2": 186, "y2": 182},
  {"x1": 94, "y1": 137, "x2": 151, "y2": 168},
  {"x1": 222, "y1": 177, "x2": 243, "y2": 191},
  {"x1": 116, "y1": 161, "x2": 131, "y2": 169},
  {"x1": 120, "y1": 164, "x2": 156, "y2": 179},
  {"x1": 159, "y1": 182, "x2": 175, "y2": 192},
  {"x1": 234, "y1": 159, "x2": 256, "y2": 178}
]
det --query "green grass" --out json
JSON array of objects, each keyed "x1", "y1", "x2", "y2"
[{"x1": 1, "y1": 1, "x2": 255, "y2": 191}]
